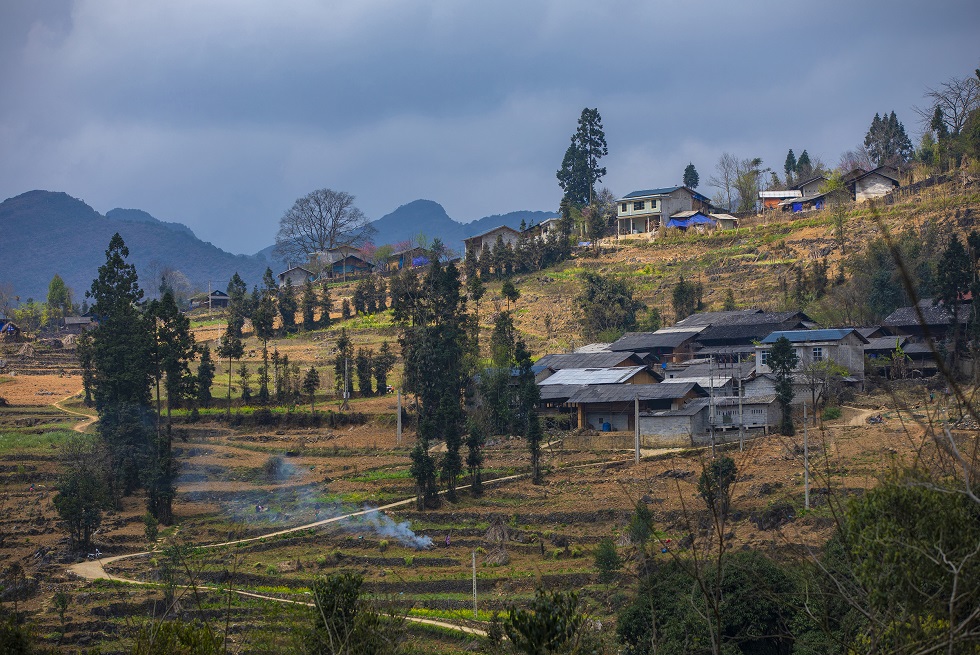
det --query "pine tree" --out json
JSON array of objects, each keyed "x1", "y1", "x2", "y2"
[
  {"x1": 334, "y1": 328, "x2": 353, "y2": 396},
  {"x1": 238, "y1": 362, "x2": 252, "y2": 404},
  {"x1": 373, "y1": 341, "x2": 396, "y2": 394},
  {"x1": 865, "y1": 111, "x2": 913, "y2": 167},
  {"x1": 278, "y1": 278, "x2": 298, "y2": 334},
  {"x1": 86, "y1": 234, "x2": 154, "y2": 496},
  {"x1": 683, "y1": 163, "x2": 700, "y2": 189},
  {"x1": 196, "y1": 345, "x2": 215, "y2": 408},
  {"x1": 227, "y1": 273, "x2": 247, "y2": 319},
  {"x1": 784, "y1": 149, "x2": 797, "y2": 185},
  {"x1": 556, "y1": 107, "x2": 608, "y2": 205},
  {"x1": 317, "y1": 284, "x2": 332, "y2": 328},
  {"x1": 796, "y1": 150, "x2": 813, "y2": 180},
  {"x1": 216, "y1": 313, "x2": 245, "y2": 419},
  {"x1": 398, "y1": 261, "x2": 469, "y2": 509},
  {"x1": 465, "y1": 419, "x2": 485, "y2": 496},
  {"x1": 769, "y1": 336, "x2": 799, "y2": 436},
  {"x1": 302, "y1": 366, "x2": 320, "y2": 414},
  {"x1": 355, "y1": 347, "x2": 373, "y2": 396},
  {"x1": 937, "y1": 236, "x2": 972, "y2": 371},
  {"x1": 253, "y1": 269, "x2": 277, "y2": 404},
  {"x1": 147, "y1": 290, "x2": 195, "y2": 523}
]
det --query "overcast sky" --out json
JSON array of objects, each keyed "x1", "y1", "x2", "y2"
[{"x1": 1, "y1": 1, "x2": 977, "y2": 254}]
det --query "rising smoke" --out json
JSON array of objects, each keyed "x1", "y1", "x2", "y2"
[{"x1": 345, "y1": 506, "x2": 434, "y2": 549}]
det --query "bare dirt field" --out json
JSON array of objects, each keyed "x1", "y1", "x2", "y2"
[{"x1": 0, "y1": 374, "x2": 82, "y2": 406}]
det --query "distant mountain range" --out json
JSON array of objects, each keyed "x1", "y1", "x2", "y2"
[
  {"x1": 365, "y1": 199, "x2": 556, "y2": 255},
  {"x1": 0, "y1": 191, "x2": 556, "y2": 301}
]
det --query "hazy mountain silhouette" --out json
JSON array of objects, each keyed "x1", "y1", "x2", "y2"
[
  {"x1": 365, "y1": 199, "x2": 556, "y2": 254},
  {"x1": 1, "y1": 190, "x2": 275, "y2": 301},
  {"x1": 1, "y1": 190, "x2": 556, "y2": 301}
]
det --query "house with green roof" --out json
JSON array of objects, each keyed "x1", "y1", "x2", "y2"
[{"x1": 615, "y1": 186, "x2": 711, "y2": 236}]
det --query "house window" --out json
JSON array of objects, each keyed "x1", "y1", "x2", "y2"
[
  {"x1": 760, "y1": 350, "x2": 769, "y2": 367},
  {"x1": 633, "y1": 201, "x2": 645, "y2": 210},
  {"x1": 812, "y1": 347, "x2": 824, "y2": 362},
  {"x1": 621, "y1": 203, "x2": 628, "y2": 212}
]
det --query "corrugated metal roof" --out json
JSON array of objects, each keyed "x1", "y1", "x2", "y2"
[
  {"x1": 574, "y1": 342, "x2": 613, "y2": 353},
  {"x1": 761, "y1": 329, "x2": 866, "y2": 344},
  {"x1": 536, "y1": 352, "x2": 643, "y2": 370},
  {"x1": 539, "y1": 384, "x2": 584, "y2": 402},
  {"x1": 758, "y1": 190, "x2": 802, "y2": 199},
  {"x1": 566, "y1": 381, "x2": 705, "y2": 404},
  {"x1": 538, "y1": 366, "x2": 648, "y2": 386},
  {"x1": 668, "y1": 375, "x2": 734, "y2": 389},
  {"x1": 651, "y1": 397, "x2": 710, "y2": 416},
  {"x1": 621, "y1": 187, "x2": 683, "y2": 199}
]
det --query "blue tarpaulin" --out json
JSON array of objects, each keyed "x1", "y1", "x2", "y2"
[{"x1": 666, "y1": 213, "x2": 715, "y2": 229}]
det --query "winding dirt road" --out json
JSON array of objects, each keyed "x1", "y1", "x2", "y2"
[{"x1": 53, "y1": 392, "x2": 97, "y2": 433}]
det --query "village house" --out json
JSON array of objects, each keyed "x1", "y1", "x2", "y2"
[
  {"x1": 387, "y1": 246, "x2": 428, "y2": 271},
  {"x1": 313, "y1": 248, "x2": 374, "y2": 279},
  {"x1": 709, "y1": 213, "x2": 740, "y2": 230},
  {"x1": 755, "y1": 329, "x2": 869, "y2": 384},
  {"x1": 758, "y1": 190, "x2": 801, "y2": 210},
  {"x1": 61, "y1": 315, "x2": 97, "y2": 334},
  {"x1": 882, "y1": 298, "x2": 969, "y2": 340},
  {"x1": 277, "y1": 266, "x2": 315, "y2": 288},
  {"x1": 677, "y1": 309, "x2": 815, "y2": 354},
  {"x1": 562, "y1": 380, "x2": 708, "y2": 435},
  {"x1": 190, "y1": 289, "x2": 230, "y2": 310},
  {"x1": 462, "y1": 225, "x2": 521, "y2": 257},
  {"x1": 615, "y1": 186, "x2": 711, "y2": 236},
  {"x1": 608, "y1": 327, "x2": 705, "y2": 364},
  {"x1": 851, "y1": 166, "x2": 900, "y2": 201}
]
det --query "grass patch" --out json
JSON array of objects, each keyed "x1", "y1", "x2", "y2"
[{"x1": 0, "y1": 428, "x2": 76, "y2": 451}]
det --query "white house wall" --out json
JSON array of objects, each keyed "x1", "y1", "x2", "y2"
[{"x1": 855, "y1": 174, "x2": 896, "y2": 201}]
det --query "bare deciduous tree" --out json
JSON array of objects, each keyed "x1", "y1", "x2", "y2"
[
  {"x1": 708, "y1": 152, "x2": 739, "y2": 211},
  {"x1": 914, "y1": 74, "x2": 980, "y2": 136},
  {"x1": 273, "y1": 188, "x2": 376, "y2": 269}
]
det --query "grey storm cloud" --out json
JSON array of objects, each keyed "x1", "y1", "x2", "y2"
[{"x1": 1, "y1": 0, "x2": 978, "y2": 253}]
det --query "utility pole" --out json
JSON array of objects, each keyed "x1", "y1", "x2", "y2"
[
  {"x1": 634, "y1": 394, "x2": 640, "y2": 464},
  {"x1": 397, "y1": 390, "x2": 402, "y2": 445},
  {"x1": 803, "y1": 401, "x2": 810, "y2": 510},
  {"x1": 341, "y1": 357, "x2": 351, "y2": 411},
  {"x1": 709, "y1": 355, "x2": 716, "y2": 456},
  {"x1": 738, "y1": 373, "x2": 744, "y2": 452},
  {"x1": 472, "y1": 550, "x2": 478, "y2": 620}
]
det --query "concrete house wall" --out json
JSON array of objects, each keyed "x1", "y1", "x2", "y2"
[
  {"x1": 756, "y1": 333, "x2": 866, "y2": 380},
  {"x1": 639, "y1": 408, "x2": 710, "y2": 447},
  {"x1": 854, "y1": 172, "x2": 898, "y2": 201}
]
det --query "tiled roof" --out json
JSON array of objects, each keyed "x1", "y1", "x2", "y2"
[
  {"x1": 864, "y1": 336, "x2": 908, "y2": 352},
  {"x1": 609, "y1": 329, "x2": 704, "y2": 351},
  {"x1": 566, "y1": 381, "x2": 705, "y2": 404},
  {"x1": 675, "y1": 309, "x2": 764, "y2": 328},
  {"x1": 882, "y1": 299, "x2": 967, "y2": 327}
]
